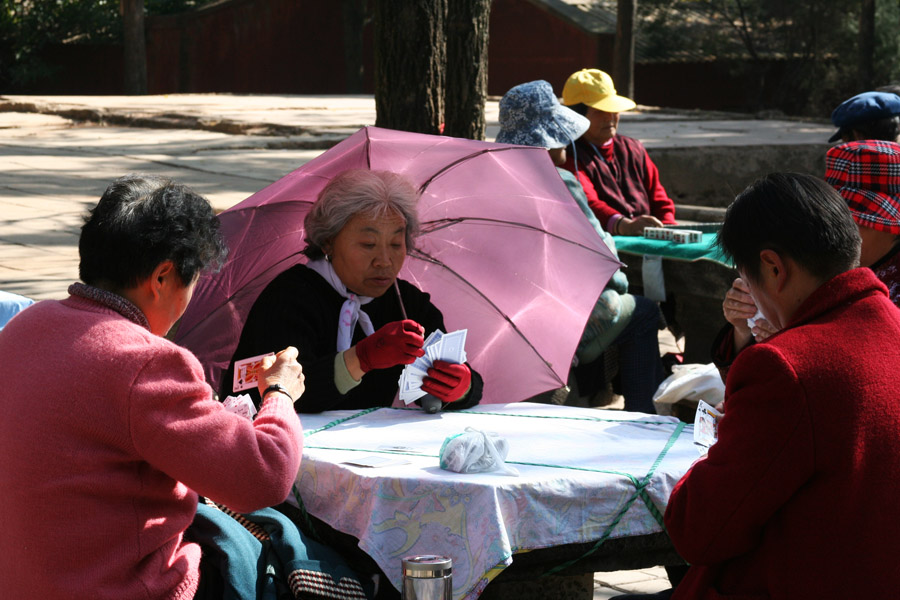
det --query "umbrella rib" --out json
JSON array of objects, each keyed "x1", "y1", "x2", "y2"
[
  {"x1": 420, "y1": 217, "x2": 615, "y2": 256},
  {"x1": 416, "y1": 146, "x2": 544, "y2": 193},
  {"x1": 408, "y1": 248, "x2": 563, "y2": 383},
  {"x1": 364, "y1": 130, "x2": 372, "y2": 170}
]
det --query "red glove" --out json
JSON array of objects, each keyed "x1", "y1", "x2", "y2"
[
  {"x1": 422, "y1": 360, "x2": 472, "y2": 403},
  {"x1": 355, "y1": 319, "x2": 425, "y2": 373}
]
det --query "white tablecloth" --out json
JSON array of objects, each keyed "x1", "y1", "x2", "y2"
[{"x1": 291, "y1": 403, "x2": 696, "y2": 600}]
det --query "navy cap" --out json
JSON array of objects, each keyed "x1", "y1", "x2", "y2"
[{"x1": 829, "y1": 91, "x2": 900, "y2": 142}]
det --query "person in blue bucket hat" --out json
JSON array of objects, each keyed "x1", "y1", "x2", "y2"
[
  {"x1": 496, "y1": 80, "x2": 591, "y2": 152},
  {"x1": 496, "y1": 80, "x2": 665, "y2": 414},
  {"x1": 828, "y1": 90, "x2": 900, "y2": 143}
]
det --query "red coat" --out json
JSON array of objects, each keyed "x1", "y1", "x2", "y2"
[{"x1": 665, "y1": 268, "x2": 900, "y2": 599}]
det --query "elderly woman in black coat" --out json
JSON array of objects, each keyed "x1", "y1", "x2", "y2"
[{"x1": 224, "y1": 168, "x2": 483, "y2": 413}]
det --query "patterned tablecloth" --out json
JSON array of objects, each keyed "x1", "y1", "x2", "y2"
[{"x1": 291, "y1": 403, "x2": 697, "y2": 600}]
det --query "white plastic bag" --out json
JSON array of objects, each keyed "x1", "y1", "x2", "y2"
[
  {"x1": 439, "y1": 427, "x2": 519, "y2": 477},
  {"x1": 652, "y1": 363, "x2": 725, "y2": 416}
]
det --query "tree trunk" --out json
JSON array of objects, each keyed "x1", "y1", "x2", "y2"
[
  {"x1": 342, "y1": 0, "x2": 368, "y2": 94},
  {"x1": 858, "y1": 0, "x2": 876, "y2": 91},
  {"x1": 613, "y1": 0, "x2": 636, "y2": 100},
  {"x1": 444, "y1": 0, "x2": 491, "y2": 140},
  {"x1": 121, "y1": 0, "x2": 147, "y2": 95},
  {"x1": 374, "y1": 0, "x2": 447, "y2": 134}
]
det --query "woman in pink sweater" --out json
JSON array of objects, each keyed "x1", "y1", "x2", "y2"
[{"x1": 0, "y1": 175, "x2": 306, "y2": 600}]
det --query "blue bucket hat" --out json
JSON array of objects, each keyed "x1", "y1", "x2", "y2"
[
  {"x1": 496, "y1": 80, "x2": 590, "y2": 149},
  {"x1": 829, "y1": 91, "x2": 900, "y2": 142}
]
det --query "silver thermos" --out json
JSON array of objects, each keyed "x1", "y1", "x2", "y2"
[{"x1": 401, "y1": 555, "x2": 452, "y2": 600}]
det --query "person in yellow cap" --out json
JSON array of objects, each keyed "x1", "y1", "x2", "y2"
[{"x1": 561, "y1": 68, "x2": 677, "y2": 236}]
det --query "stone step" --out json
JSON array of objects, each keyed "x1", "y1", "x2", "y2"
[{"x1": 675, "y1": 204, "x2": 726, "y2": 223}]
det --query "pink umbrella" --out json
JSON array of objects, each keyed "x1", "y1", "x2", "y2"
[{"x1": 175, "y1": 126, "x2": 621, "y2": 403}]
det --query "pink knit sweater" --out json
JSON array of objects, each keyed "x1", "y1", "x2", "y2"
[{"x1": 0, "y1": 293, "x2": 303, "y2": 600}]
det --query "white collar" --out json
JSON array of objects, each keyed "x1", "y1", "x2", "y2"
[{"x1": 307, "y1": 259, "x2": 375, "y2": 351}]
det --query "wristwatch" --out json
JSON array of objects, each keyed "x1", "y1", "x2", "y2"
[{"x1": 262, "y1": 383, "x2": 293, "y2": 403}]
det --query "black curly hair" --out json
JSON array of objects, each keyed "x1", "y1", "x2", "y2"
[{"x1": 79, "y1": 174, "x2": 228, "y2": 290}]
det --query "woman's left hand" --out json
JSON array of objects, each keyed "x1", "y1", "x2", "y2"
[{"x1": 423, "y1": 360, "x2": 471, "y2": 403}]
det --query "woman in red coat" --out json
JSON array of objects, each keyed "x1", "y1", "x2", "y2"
[{"x1": 617, "y1": 173, "x2": 900, "y2": 599}]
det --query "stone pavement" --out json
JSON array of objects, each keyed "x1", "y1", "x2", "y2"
[{"x1": 0, "y1": 94, "x2": 830, "y2": 595}]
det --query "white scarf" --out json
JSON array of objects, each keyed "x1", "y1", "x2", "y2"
[{"x1": 307, "y1": 259, "x2": 375, "y2": 352}]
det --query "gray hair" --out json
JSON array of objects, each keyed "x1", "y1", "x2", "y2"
[{"x1": 303, "y1": 169, "x2": 421, "y2": 259}]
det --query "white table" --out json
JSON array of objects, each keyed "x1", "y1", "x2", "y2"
[{"x1": 290, "y1": 403, "x2": 697, "y2": 600}]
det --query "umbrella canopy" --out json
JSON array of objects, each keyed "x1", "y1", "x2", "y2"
[{"x1": 175, "y1": 126, "x2": 621, "y2": 403}]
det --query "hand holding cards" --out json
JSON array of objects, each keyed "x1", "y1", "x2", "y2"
[
  {"x1": 233, "y1": 352, "x2": 275, "y2": 393},
  {"x1": 232, "y1": 347, "x2": 305, "y2": 402},
  {"x1": 422, "y1": 361, "x2": 472, "y2": 403},
  {"x1": 356, "y1": 319, "x2": 425, "y2": 373},
  {"x1": 398, "y1": 329, "x2": 468, "y2": 405}
]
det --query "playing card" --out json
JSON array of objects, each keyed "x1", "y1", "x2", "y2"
[
  {"x1": 399, "y1": 364, "x2": 428, "y2": 404},
  {"x1": 694, "y1": 399, "x2": 723, "y2": 453},
  {"x1": 423, "y1": 329, "x2": 443, "y2": 347},
  {"x1": 400, "y1": 386, "x2": 427, "y2": 404},
  {"x1": 223, "y1": 394, "x2": 258, "y2": 420},
  {"x1": 401, "y1": 372, "x2": 423, "y2": 392},
  {"x1": 233, "y1": 352, "x2": 275, "y2": 393},
  {"x1": 412, "y1": 352, "x2": 433, "y2": 372},
  {"x1": 426, "y1": 341, "x2": 443, "y2": 363},
  {"x1": 439, "y1": 329, "x2": 467, "y2": 364}
]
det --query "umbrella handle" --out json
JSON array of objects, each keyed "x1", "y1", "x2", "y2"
[
  {"x1": 420, "y1": 394, "x2": 442, "y2": 414},
  {"x1": 393, "y1": 280, "x2": 408, "y2": 320}
]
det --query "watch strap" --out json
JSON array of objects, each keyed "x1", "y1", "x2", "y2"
[{"x1": 262, "y1": 383, "x2": 293, "y2": 403}]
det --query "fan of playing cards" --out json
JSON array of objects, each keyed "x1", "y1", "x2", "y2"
[{"x1": 399, "y1": 329, "x2": 468, "y2": 404}]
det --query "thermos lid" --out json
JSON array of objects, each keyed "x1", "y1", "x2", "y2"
[{"x1": 402, "y1": 555, "x2": 453, "y2": 578}]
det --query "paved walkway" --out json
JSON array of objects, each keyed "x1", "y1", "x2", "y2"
[
  {"x1": 2, "y1": 92, "x2": 835, "y2": 148},
  {"x1": 0, "y1": 94, "x2": 828, "y2": 595}
]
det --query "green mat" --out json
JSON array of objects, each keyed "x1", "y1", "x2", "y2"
[{"x1": 614, "y1": 232, "x2": 732, "y2": 267}]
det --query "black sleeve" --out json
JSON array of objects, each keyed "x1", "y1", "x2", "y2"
[
  {"x1": 443, "y1": 368, "x2": 483, "y2": 410},
  {"x1": 222, "y1": 266, "x2": 349, "y2": 412},
  {"x1": 710, "y1": 323, "x2": 755, "y2": 384}
]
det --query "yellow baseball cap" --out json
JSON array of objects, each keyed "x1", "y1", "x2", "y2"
[{"x1": 561, "y1": 69, "x2": 636, "y2": 113}]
